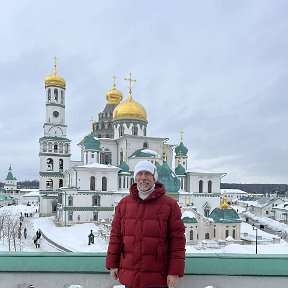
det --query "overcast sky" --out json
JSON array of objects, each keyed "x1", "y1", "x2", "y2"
[{"x1": 0, "y1": 0, "x2": 288, "y2": 184}]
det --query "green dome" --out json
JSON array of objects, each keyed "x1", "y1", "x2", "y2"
[
  {"x1": 5, "y1": 166, "x2": 15, "y2": 181},
  {"x1": 209, "y1": 207, "x2": 241, "y2": 223},
  {"x1": 83, "y1": 133, "x2": 100, "y2": 150},
  {"x1": 155, "y1": 161, "x2": 162, "y2": 171},
  {"x1": 129, "y1": 148, "x2": 159, "y2": 158},
  {"x1": 175, "y1": 142, "x2": 188, "y2": 156},
  {"x1": 118, "y1": 161, "x2": 129, "y2": 173},
  {"x1": 158, "y1": 160, "x2": 180, "y2": 193},
  {"x1": 175, "y1": 164, "x2": 186, "y2": 175}
]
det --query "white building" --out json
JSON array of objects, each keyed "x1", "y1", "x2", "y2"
[
  {"x1": 250, "y1": 197, "x2": 284, "y2": 218},
  {"x1": 39, "y1": 62, "x2": 227, "y2": 226},
  {"x1": 182, "y1": 196, "x2": 242, "y2": 244},
  {"x1": 221, "y1": 188, "x2": 248, "y2": 204},
  {"x1": 272, "y1": 202, "x2": 288, "y2": 223}
]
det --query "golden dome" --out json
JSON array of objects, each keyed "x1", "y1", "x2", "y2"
[
  {"x1": 106, "y1": 76, "x2": 123, "y2": 104},
  {"x1": 45, "y1": 60, "x2": 66, "y2": 89},
  {"x1": 113, "y1": 94, "x2": 147, "y2": 120}
]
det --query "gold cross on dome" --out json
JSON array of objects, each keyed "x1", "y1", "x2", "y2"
[
  {"x1": 125, "y1": 73, "x2": 136, "y2": 95},
  {"x1": 112, "y1": 76, "x2": 116, "y2": 88},
  {"x1": 180, "y1": 129, "x2": 184, "y2": 142},
  {"x1": 53, "y1": 56, "x2": 58, "y2": 74}
]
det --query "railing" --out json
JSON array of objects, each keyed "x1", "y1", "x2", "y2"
[{"x1": 1, "y1": 253, "x2": 288, "y2": 288}]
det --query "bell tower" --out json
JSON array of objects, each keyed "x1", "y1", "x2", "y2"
[{"x1": 39, "y1": 57, "x2": 71, "y2": 216}]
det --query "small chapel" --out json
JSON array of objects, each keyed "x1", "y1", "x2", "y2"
[{"x1": 38, "y1": 60, "x2": 231, "y2": 241}]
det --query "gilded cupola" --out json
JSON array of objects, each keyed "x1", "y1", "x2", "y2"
[
  {"x1": 113, "y1": 74, "x2": 147, "y2": 120},
  {"x1": 45, "y1": 57, "x2": 66, "y2": 89},
  {"x1": 106, "y1": 76, "x2": 123, "y2": 104}
]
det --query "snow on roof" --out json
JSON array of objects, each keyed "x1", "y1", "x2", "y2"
[
  {"x1": 23, "y1": 191, "x2": 40, "y2": 197},
  {"x1": 141, "y1": 149, "x2": 159, "y2": 156},
  {"x1": 221, "y1": 189, "x2": 247, "y2": 194},
  {"x1": 80, "y1": 163, "x2": 119, "y2": 169},
  {"x1": 182, "y1": 210, "x2": 197, "y2": 218},
  {"x1": 186, "y1": 168, "x2": 226, "y2": 175},
  {"x1": 273, "y1": 202, "x2": 288, "y2": 211}
]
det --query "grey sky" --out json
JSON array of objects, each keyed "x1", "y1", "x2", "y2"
[{"x1": 0, "y1": 0, "x2": 288, "y2": 184}]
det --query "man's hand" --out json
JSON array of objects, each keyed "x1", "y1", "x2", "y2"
[
  {"x1": 110, "y1": 268, "x2": 119, "y2": 280},
  {"x1": 167, "y1": 274, "x2": 179, "y2": 287}
]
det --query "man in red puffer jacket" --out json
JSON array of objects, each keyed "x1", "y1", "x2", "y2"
[{"x1": 106, "y1": 160, "x2": 186, "y2": 288}]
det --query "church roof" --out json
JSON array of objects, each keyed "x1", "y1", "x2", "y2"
[
  {"x1": 83, "y1": 133, "x2": 100, "y2": 150},
  {"x1": 113, "y1": 76, "x2": 147, "y2": 121},
  {"x1": 182, "y1": 216, "x2": 198, "y2": 223},
  {"x1": 129, "y1": 148, "x2": 159, "y2": 158},
  {"x1": 5, "y1": 166, "x2": 16, "y2": 181},
  {"x1": 118, "y1": 161, "x2": 130, "y2": 173},
  {"x1": 44, "y1": 62, "x2": 66, "y2": 89},
  {"x1": 175, "y1": 163, "x2": 186, "y2": 175},
  {"x1": 106, "y1": 80, "x2": 123, "y2": 104},
  {"x1": 209, "y1": 197, "x2": 241, "y2": 223},
  {"x1": 175, "y1": 141, "x2": 188, "y2": 156},
  {"x1": 157, "y1": 160, "x2": 180, "y2": 193}
]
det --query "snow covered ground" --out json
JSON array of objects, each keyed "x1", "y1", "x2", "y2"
[{"x1": 1, "y1": 204, "x2": 288, "y2": 254}]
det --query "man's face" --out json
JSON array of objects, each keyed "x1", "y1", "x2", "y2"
[{"x1": 135, "y1": 170, "x2": 155, "y2": 192}]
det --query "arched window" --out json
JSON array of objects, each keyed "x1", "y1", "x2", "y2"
[
  {"x1": 208, "y1": 180, "x2": 212, "y2": 193},
  {"x1": 68, "y1": 196, "x2": 73, "y2": 206},
  {"x1": 92, "y1": 195, "x2": 100, "y2": 206},
  {"x1": 225, "y1": 230, "x2": 229, "y2": 238},
  {"x1": 118, "y1": 177, "x2": 122, "y2": 189},
  {"x1": 59, "y1": 179, "x2": 63, "y2": 188},
  {"x1": 48, "y1": 142, "x2": 52, "y2": 152},
  {"x1": 65, "y1": 143, "x2": 69, "y2": 154},
  {"x1": 59, "y1": 159, "x2": 63, "y2": 172},
  {"x1": 46, "y1": 179, "x2": 53, "y2": 190},
  {"x1": 48, "y1": 89, "x2": 51, "y2": 102},
  {"x1": 144, "y1": 127, "x2": 147, "y2": 136},
  {"x1": 61, "y1": 90, "x2": 64, "y2": 104},
  {"x1": 54, "y1": 89, "x2": 58, "y2": 101},
  {"x1": 68, "y1": 211, "x2": 73, "y2": 221},
  {"x1": 199, "y1": 180, "x2": 203, "y2": 193},
  {"x1": 205, "y1": 233, "x2": 210, "y2": 239},
  {"x1": 93, "y1": 212, "x2": 98, "y2": 221},
  {"x1": 181, "y1": 178, "x2": 184, "y2": 189},
  {"x1": 119, "y1": 126, "x2": 124, "y2": 137},
  {"x1": 47, "y1": 158, "x2": 53, "y2": 170},
  {"x1": 52, "y1": 200, "x2": 57, "y2": 212},
  {"x1": 189, "y1": 230, "x2": 193, "y2": 240},
  {"x1": 43, "y1": 142, "x2": 47, "y2": 152},
  {"x1": 54, "y1": 144, "x2": 58, "y2": 153},
  {"x1": 232, "y1": 229, "x2": 236, "y2": 239},
  {"x1": 102, "y1": 176, "x2": 107, "y2": 191},
  {"x1": 59, "y1": 143, "x2": 63, "y2": 153},
  {"x1": 132, "y1": 125, "x2": 138, "y2": 136},
  {"x1": 90, "y1": 176, "x2": 96, "y2": 191}
]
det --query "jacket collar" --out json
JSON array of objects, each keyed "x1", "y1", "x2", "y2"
[{"x1": 130, "y1": 181, "x2": 166, "y2": 201}]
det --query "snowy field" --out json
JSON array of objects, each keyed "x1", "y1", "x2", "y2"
[{"x1": 1, "y1": 204, "x2": 288, "y2": 253}]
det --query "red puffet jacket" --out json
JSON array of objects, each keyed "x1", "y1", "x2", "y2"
[{"x1": 106, "y1": 181, "x2": 186, "y2": 288}]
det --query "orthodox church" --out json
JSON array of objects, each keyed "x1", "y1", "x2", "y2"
[
  {"x1": 4, "y1": 165, "x2": 17, "y2": 192},
  {"x1": 38, "y1": 61, "x2": 227, "y2": 229}
]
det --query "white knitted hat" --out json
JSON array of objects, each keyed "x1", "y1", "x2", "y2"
[{"x1": 134, "y1": 160, "x2": 157, "y2": 179}]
